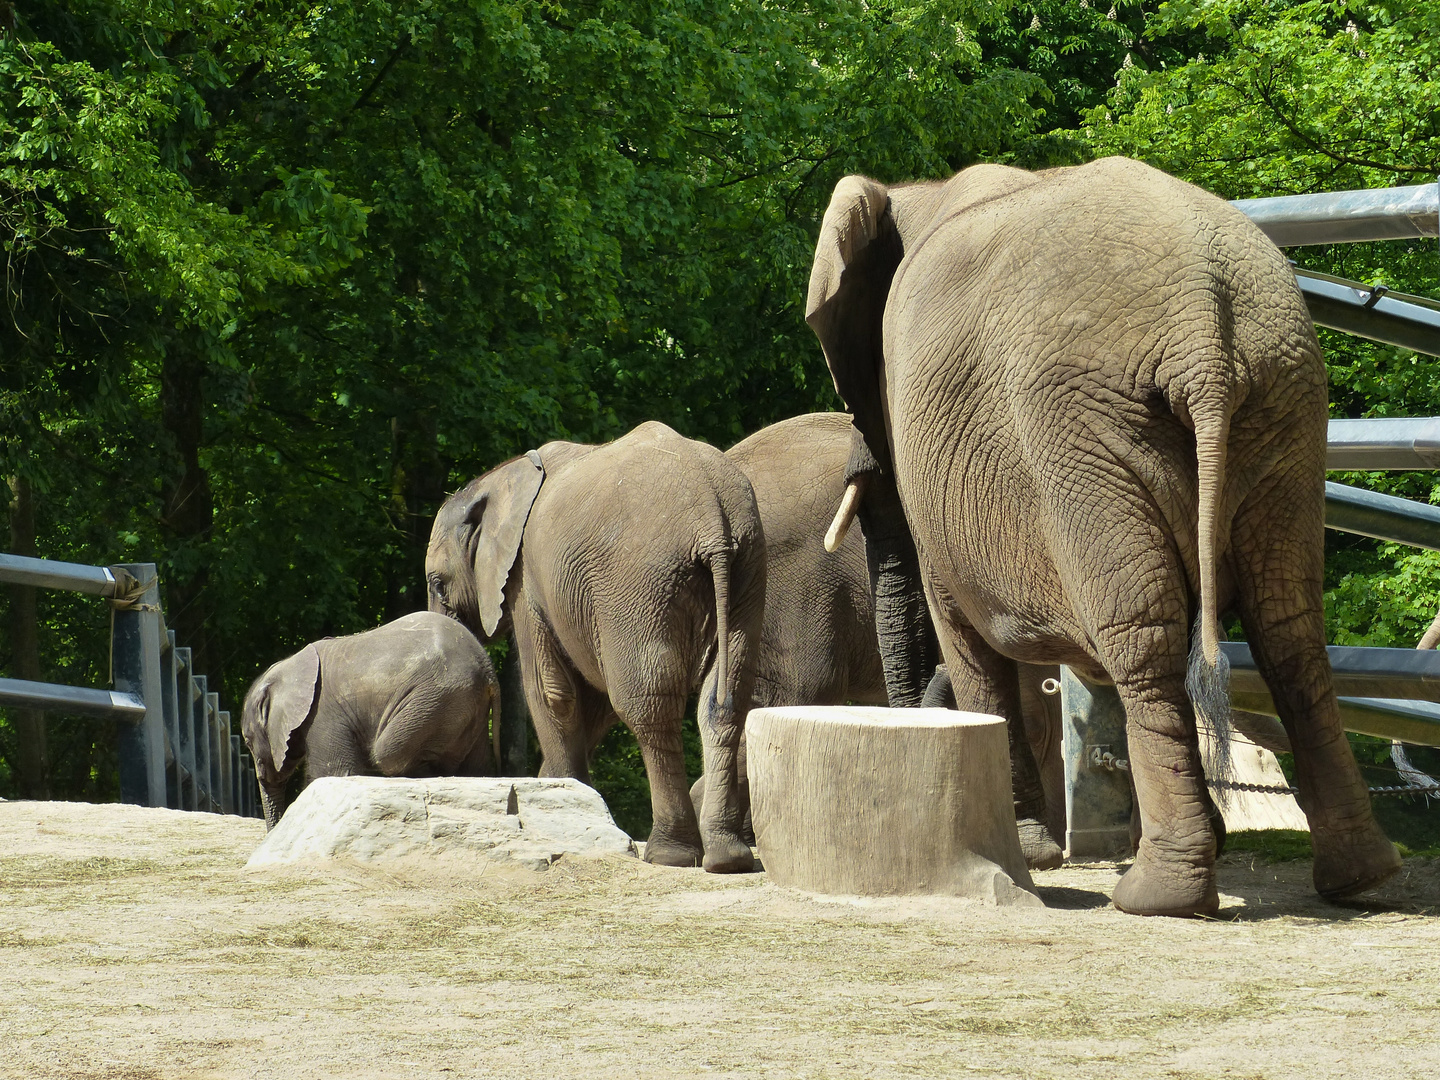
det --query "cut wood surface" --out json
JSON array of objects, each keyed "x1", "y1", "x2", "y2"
[{"x1": 747, "y1": 706, "x2": 1040, "y2": 905}]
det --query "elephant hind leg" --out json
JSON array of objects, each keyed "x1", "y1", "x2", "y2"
[
  {"x1": 1230, "y1": 482, "x2": 1399, "y2": 899},
  {"x1": 617, "y1": 688, "x2": 705, "y2": 867},
  {"x1": 1109, "y1": 664, "x2": 1221, "y2": 918},
  {"x1": 934, "y1": 627, "x2": 1063, "y2": 872}
]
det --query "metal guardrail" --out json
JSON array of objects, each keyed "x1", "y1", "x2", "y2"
[
  {"x1": 1295, "y1": 268, "x2": 1440, "y2": 358},
  {"x1": 1234, "y1": 183, "x2": 1439, "y2": 247},
  {"x1": 1324, "y1": 481, "x2": 1440, "y2": 550},
  {"x1": 0, "y1": 553, "x2": 259, "y2": 817},
  {"x1": 1327, "y1": 417, "x2": 1440, "y2": 470}
]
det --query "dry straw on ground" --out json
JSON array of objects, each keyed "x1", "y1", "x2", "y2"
[{"x1": 1, "y1": 800, "x2": 1437, "y2": 1079}]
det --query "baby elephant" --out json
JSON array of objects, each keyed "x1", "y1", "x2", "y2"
[{"x1": 241, "y1": 611, "x2": 500, "y2": 829}]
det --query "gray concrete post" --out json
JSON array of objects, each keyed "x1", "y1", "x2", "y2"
[
  {"x1": 192, "y1": 675, "x2": 212, "y2": 810},
  {"x1": 174, "y1": 647, "x2": 198, "y2": 811},
  {"x1": 207, "y1": 692, "x2": 222, "y2": 814},
  {"x1": 1060, "y1": 666, "x2": 1134, "y2": 859},
  {"x1": 160, "y1": 630, "x2": 181, "y2": 809},
  {"x1": 113, "y1": 563, "x2": 166, "y2": 807}
]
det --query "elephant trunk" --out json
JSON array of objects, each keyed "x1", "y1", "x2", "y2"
[
  {"x1": 259, "y1": 784, "x2": 285, "y2": 831},
  {"x1": 857, "y1": 471, "x2": 939, "y2": 708}
]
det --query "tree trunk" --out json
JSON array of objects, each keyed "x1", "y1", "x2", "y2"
[
  {"x1": 384, "y1": 410, "x2": 447, "y2": 622},
  {"x1": 747, "y1": 705, "x2": 1040, "y2": 904},
  {"x1": 160, "y1": 346, "x2": 218, "y2": 689},
  {"x1": 8, "y1": 473, "x2": 50, "y2": 800}
]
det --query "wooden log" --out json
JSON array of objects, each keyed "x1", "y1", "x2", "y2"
[{"x1": 747, "y1": 707, "x2": 1041, "y2": 906}]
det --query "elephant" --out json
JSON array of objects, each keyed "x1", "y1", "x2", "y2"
[
  {"x1": 425, "y1": 421, "x2": 763, "y2": 873},
  {"x1": 240, "y1": 611, "x2": 500, "y2": 829},
  {"x1": 806, "y1": 155, "x2": 1399, "y2": 916},
  {"x1": 690, "y1": 412, "x2": 1064, "y2": 863}
]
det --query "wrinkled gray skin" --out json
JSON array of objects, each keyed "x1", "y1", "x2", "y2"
[
  {"x1": 426, "y1": 421, "x2": 763, "y2": 873},
  {"x1": 241, "y1": 611, "x2": 500, "y2": 830},
  {"x1": 807, "y1": 156, "x2": 1398, "y2": 916},
  {"x1": 690, "y1": 412, "x2": 1064, "y2": 864}
]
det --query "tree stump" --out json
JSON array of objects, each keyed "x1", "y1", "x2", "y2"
[{"x1": 747, "y1": 707, "x2": 1041, "y2": 906}]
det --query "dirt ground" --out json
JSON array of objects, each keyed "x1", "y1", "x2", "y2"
[{"x1": 1, "y1": 801, "x2": 1437, "y2": 1080}]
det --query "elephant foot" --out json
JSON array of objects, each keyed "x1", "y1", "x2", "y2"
[
  {"x1": 1017, "y1": 818, "x2": 1063, "y2": 871},
  {"x1": 643, "y1": 829, "x2": 704, "y2": 868},
  {"x1": 1312, "y1": 821, "x2": 1401, "y2": 900},
  {"x1": 702, "y1": 835, "x2": 756, "y2": 874},
  {"x1": 1113, "y1": 844, "x2": 1219, "y2": 918}
]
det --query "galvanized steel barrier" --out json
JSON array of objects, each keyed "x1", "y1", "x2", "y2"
[
  {"x1": 0, "y1": 553, "x2": 259, "y2": 817},
  {"x1": 1061, "y1": 180, "x2": 1440, "y2": 857}
]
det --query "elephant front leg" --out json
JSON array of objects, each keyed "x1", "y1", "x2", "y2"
[{"x1": 1111, "y1": 671, "x2": 1221, "y2": 918}]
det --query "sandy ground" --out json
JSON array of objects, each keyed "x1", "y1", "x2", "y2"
[{"x1": 0, "y1": 801, "x2": 1437, "y2": 1080}]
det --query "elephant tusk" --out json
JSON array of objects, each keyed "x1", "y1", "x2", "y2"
[{"x1": 824, "y1": 480, "x2": 866, "y2": 553}]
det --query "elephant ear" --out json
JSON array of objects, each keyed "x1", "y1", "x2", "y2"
[
  {"x1": 251, "y1": 645, "x2": 322, "y2": 775},
  {"x1": 462, "y1": 454, "x2": 545, "y2": 639},
  {"x1": 806, "y1": 175, "x2": 904, "y2": 472}
]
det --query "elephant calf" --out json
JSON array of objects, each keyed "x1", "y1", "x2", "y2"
[{"x1": 241, "y1": 611, "x2": 500, "y2": 829}]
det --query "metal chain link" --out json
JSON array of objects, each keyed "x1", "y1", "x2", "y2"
[{"x1": 1207, "y1": 777, "x2": 1440, "y2": 798}]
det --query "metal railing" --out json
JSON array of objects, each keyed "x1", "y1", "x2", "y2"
[{"x1": 0, "y1": 553, "x2": 258, "y2": 817}]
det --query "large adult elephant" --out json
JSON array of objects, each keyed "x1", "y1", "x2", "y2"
[
  {"x1": 694, "y1": 412, "x2": 1065, "y2": 864},
  {"x1": 425, "y1": 421, "x2": 762, "y2": 873},
  {"x1": 807, "y1": 156, "x2": 1399, "y2": 916}
]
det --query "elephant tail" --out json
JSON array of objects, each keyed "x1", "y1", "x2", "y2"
[
  {"x1": 707, "y1": 545, "x2": 733, "y2": 713},
  {"x1": 1185, "y1": 389, "x2": 1234, "y2": 782}
]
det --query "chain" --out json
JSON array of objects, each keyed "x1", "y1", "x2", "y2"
[{"x1": 1207, "y1": 777, "x2": 1440, "y2": 798}]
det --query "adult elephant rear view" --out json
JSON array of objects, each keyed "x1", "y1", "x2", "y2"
[{"x1": 808, "y1": 156, "x2": 1398, "y2": 916}]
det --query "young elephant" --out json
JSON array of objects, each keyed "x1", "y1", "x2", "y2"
[
  {"x1": 426, "y1": 421, "x2": 764, "y2": 873},
  {"x1": 241, "y1": 611, "x2": 500, "y2": 829}
]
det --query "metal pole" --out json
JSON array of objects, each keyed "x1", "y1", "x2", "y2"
[
  {"x1": 1234, "y1": 183, "x2": 1439, "y2": 246},
  {"x1": 112, "y1": 563, "x2": 166, "y2": 807},
  {"x1": 1296, "y1": 269, "x2": 1440, "y2": 358},
  {"x1": 1327, "y1": 417, "x2": 1440, "y2": 470},
  {"x1": 192, "y1": 675, "x2": 212, "y2": 811},
  {"x1": 1325, "y1": 481, "x2": 1440, "y2": 550},
  {"x1": 207, "y1": 691, "x2": 222, "y2": 814},
  {"x1": 174, "y1": 647, "x2": 198, "y2": 811},
  {"x1": 1059, "y1": 667, "x2": 1133, "y2": 859},
  {"x1": 160, "y1": 630, "x2": 181, "y2": 810},
  {"x1": 219, "y1": 711, "x2": 234, "y2": 815},
  {"x1": 229, "y1": 731, "x2": 242, "y2": 816}
]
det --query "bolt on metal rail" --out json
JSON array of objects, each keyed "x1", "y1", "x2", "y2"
[{"x1": 0, "y1": 553, "x2": 259, "y2": 817}]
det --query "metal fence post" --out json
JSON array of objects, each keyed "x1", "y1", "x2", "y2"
[
  {"x1": 207, "y1": 691, "x2": 222, "y2": 814},
  {"x1": 192, "y1": 675, "x2": 212, "y2": 810},
  {"x1": 228, "y1": 730, "x2": 242, "y2": 816},
  {"x1": 112, "y1": 563, "x2": 166, "y2": 807},
  {"x1": 174, "y1": 647, "x2": 198, "y2": 811},
  {"x1": 1060, "y1": 666, "x2": 1134, "y2": 859},
  {"x1": 219, "y1": 711, "x2": 234, "y2": 814},
  {"x1": 160, "y1": 630, "x2": 181, "y2": 809}
]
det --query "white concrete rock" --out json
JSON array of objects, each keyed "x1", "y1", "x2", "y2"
[{"x1": 246, "y1": 776, "x2": 637, "y2": 871}]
